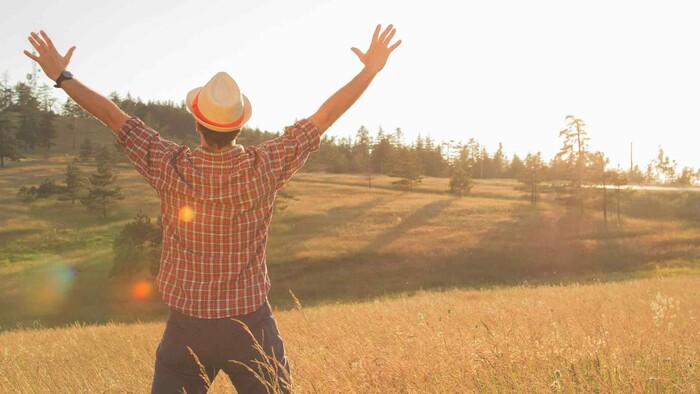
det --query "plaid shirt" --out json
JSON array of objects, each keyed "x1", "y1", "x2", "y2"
[{"x1": 117, "y1": 117, "x2": 321, "y2": 318}]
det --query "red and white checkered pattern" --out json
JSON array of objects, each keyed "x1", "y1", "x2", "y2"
[{"x1": 117, "y1": 117, "x2": 320, "y2": 318}]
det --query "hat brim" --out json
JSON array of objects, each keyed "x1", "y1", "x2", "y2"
[{"x1": 186, "y1": 87, "x2": 253, "y2": 132}]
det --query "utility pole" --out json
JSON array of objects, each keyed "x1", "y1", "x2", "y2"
[
  {"x1": 630, "y1": 142, "x2": 633, "y2": 176},
  {"x1": 26, "y1": 51, "x2": 38, "y2": 94}
]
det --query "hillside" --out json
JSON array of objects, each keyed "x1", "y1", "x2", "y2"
[
  {"x1": 1, "y1": 151, "x2": 700, "y2": 329},
  {"x1": 1, "y1": 276, "x2": 697, "y2": 393}
]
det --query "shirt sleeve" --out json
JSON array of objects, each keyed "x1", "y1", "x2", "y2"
[
  {"x1": 257, "y1": 118, "x2": 321, "y2": 190},
  {"x1": 116, "y1": 117, "x2": 185, "y2": 189}
]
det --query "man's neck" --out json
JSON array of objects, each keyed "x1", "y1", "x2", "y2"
[{"x1": 200, "y1": 142, "x2": 236, "y2": 153}]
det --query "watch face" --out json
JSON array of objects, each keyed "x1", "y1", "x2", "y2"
[{"x1": 63, "y1": 71, "x2": 73, "y2": 78}]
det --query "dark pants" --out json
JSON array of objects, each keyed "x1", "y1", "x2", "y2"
[{"x1": 151, "y1": 300, "x2": 291, "y2": 394}]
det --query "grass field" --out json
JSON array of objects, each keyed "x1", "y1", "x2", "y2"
[
  {"x1": 1, "y1": 130, "x2": 699, "y2": 392},
  {"x1": 1, "y1": 144, "x2": 699, "y2": 330},
  {"x1": 1, "y1": 276, "x2": 697, "y2": 392}
]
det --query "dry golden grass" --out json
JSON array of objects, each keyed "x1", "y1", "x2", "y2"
[{"x1": 0, "y1": 276, "x2": 697, "y2": 393}]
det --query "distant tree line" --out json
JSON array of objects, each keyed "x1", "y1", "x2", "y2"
[{"x1": 2, "y1": 73, "x2": 698, "y2": 195}]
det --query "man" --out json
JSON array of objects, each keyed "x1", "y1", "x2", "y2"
[{"x1": 25, "y1": 25, "x2": 400, "y2": 393}]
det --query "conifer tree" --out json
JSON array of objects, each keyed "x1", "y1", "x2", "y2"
[
  {"x1": 82, "y1": 147, "x2": 123, "y2": 217},
  {"x1": 520, "y1": 152, "x2": 545, "y2": 204},
  {"x1": 390, "y1": 147, "x2": 423, "y2": 191},
  {"x1": 14, "y1": 82, "x2": 39, "y2": 151},
  {"x1": 0, "y1": 110, "x2": 20, "y2": 167},
  {"x1": 448, "y1": 157, "x2": 473, "y2": 197},
  {"x1": 79, "y1": 138, "x2": 93, "y2": 162},
  {"x1": 64, "y1": 158, "x2": 85, "y2": 204},
  {"x1": 36, "y1": 110, "x2": 56, "y2": 158},
  {"x1": 508, "y1": 154, "x2": 525, "y2": 179},
  {"x1": 556, "y1": 115, "x2": 590, "y2": 213}
]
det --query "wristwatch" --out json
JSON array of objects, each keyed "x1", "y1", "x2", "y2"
[{"x1": 54, "y1": 70, "x2": 74, "y2": 88}]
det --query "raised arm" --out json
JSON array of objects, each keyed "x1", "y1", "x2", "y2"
[
  {"x1": 309, "y1": 24, "x2": 401, "y2": 134},
  {"x1": 24, "y1": 30, "x2": 129, "y2": 133}
]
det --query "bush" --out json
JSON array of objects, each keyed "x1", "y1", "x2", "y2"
[
  {"x1": 17, "y1": 186, "x2": 38, "y2": 203},
  {"x1": 110, "y1": 212, "x2": 162, "y2": 278},
  {"x1": 37, "y1": 179, "x2": 65, "y2": 198},
  {"x1": 18, "y1": 179, "x2": 65, "y2": 202}
]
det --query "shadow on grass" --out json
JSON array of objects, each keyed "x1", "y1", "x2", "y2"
[
  {"x1": 2, "y1": 200, "x2": 697, "y2": 332},
  {"x1": 267, "y1": 203, "x2": 687, "y2": 311},
  {"x1": 275, "y1": 197, "x2": 389, "y2": 238},
  {"x1": 361, "y1": 198, "x2": 454, "y2": 252}
]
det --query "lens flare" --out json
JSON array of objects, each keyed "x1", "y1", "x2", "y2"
[
  {"x1": 25, "y1": 261, "x2": 77, "y2": 314},
  {"x1": 131, "y1": 280, "x2": 153, "y2": 300},
  {"x1": 179, "y1": 206, "x2": 195, "y2": 222}
]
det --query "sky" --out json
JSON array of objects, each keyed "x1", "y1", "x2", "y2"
[{"x1": 2, "y1": 0, "x2": 700, "y2": 169}]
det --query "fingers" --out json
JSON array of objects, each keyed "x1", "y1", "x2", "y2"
[
  {"x1": 389, "y1": 39, "x2": 402, "y2": 52},
  {"x1": 40, "y1": 30, "x2": 55, "y2": 50},
  {"x1": 30, "y1": 32, "x2": 48, "y2": 52},
  {"x1": 372, "y1": 25, "x2": 381, "y2": 43},
  {"x1": 28, "y1": 35, "x2": 43, "y2": 53},
  {"x1": 23, "y1": 50, "x2": 39, "y2": 61},
  {"x1": 64, "y1": 46, "x2": 76, "y2": 63},
  {"x1": 385, "y1": 28, "x2": 396, "y2": 45},
  {"x1": 379, "y1": 24, "x2": 393, "y2": 42}
]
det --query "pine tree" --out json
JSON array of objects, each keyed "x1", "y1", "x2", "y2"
[
  {"x1": 520, "y1": 152, "x2": 545, "y2": 204},
  {"x1": 390, "y1": 147, "x2": 423, "y2": 191},
  {"x1": 64, "y1": 158, "x2": 85, "y2": 204},
  {"x1": 79, "y1": 138, "x2": 93, "y2": 162},
  {"x1": 675, "y1": 167, "x2": 696, "y2": 186},
  {"x1": 0, "y1": 71, "x2": 12, "y2": 109},
  {"x1": 353, "y1": 125, "x2": 372, "y2": 186},
  {"x1": 0, "y1": 110, "x2": 20, "y2": 167},
  {"x1": 36, "y1": 110, "x2": 56, "y2": 158},
  {"x1": 508, "y1": 154, "x2": 525, "y2": 179},
  {"x1": 492, "y1": 142, "x2": 507, "y2": 178},
  {"x1": 448, "y1": 157, "x2": 473, "y2": 197},
  {"x1": 14, "y1": 82, "x2": 40, "y2": 151},
  {"x1": 82, "y1": 147, "x2": 123, "y2": 217},
  {"x1": 63, "y1": 98, "x2": 87, "y2": 150},
  {"x1": 556, "y1": 115, "x2": 590, "y2": 213},
  {"x1": 372, "y1": 126, "x2": 393, "y2": 174},
  {"x1": 650, "y1": 147, "x2": 677, "y2": 184}
]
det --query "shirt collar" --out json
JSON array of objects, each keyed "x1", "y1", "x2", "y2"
[{"x1": 193, "y1": 144, "x2": 244, "y2": 159}]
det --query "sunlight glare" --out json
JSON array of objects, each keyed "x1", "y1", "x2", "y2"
[
  {"x1": 130, "y1": 280, "x2": 153, "y2": 300},
  {"x1": 179, "y1": 206, "x2": 195, "y2": 222}
]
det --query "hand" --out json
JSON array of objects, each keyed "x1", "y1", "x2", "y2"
[
  {"x1": 351, "y1": 24, "x2": 401, "y2": 75},
  {"x1": 23, "y1": 30, "x2": 76, "y2": 81}
]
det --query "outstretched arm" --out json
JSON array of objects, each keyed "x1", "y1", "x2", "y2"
[
  {"x1": 309, "y1": 24, "x2": 401, "y2": 134},
  {"x1": 24, "y1": 30, "x2": 129, "y2": 133}
]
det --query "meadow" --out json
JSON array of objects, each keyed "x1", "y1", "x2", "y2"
[
  {"x1": 0, "y1": 277, "x2": 697, "y2": 392},
  {"x1": 0, "y1": 122, "x2": 699, "y2": 392},
  {"x1": 1, "y1": 154, "x2": 699, "y2": 330}
]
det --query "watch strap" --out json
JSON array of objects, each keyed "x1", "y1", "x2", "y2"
[{"x1": 54, "y1": 71, "x2": 73, "y2": 88}]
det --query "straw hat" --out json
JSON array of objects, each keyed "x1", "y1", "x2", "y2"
[{"x1": 186, "y1": 72, "x2": 252, "y2": 132}]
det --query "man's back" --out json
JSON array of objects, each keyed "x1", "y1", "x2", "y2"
[{"x1": 117, "y1": 117, "x2": 321, "y2": 318}]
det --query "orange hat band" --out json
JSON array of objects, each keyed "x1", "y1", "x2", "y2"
[{"x1": 191, "y1": 92, "x2": 246, "y2": 129}]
